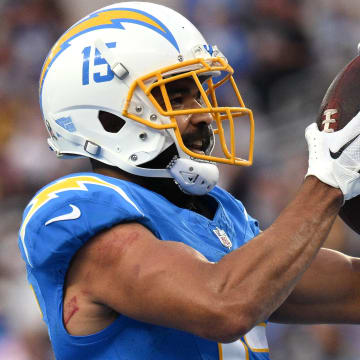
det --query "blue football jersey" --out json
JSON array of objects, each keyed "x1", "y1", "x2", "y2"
[{"x1": 18, "y1": 173, "x2": 270, "y2": 360}]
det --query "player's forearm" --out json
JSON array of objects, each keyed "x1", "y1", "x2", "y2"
[
  {"x1": 211, "y1": 176, "x2": 343, "y2": 334},
  {"x1": 269, "y1": 250, "x2": 360, "y2": 324}
]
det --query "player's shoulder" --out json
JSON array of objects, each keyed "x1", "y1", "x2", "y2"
[
  {"x1": 18, "y1": 172, "x2": 146, "y2": 268},
  {"x1": 24, "y1": 172, "x2": 143, "y2": 217}
]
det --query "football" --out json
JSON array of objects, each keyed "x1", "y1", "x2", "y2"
[{"x1": 317, "y1": 55, "x2": 360, "y2": 234}]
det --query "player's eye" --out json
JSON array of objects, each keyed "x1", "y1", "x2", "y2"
[{"x1": 169, "y1": 93, "x2": 185, "y2": 109}]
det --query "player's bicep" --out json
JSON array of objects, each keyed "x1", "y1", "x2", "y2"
[{"x1": 73, "y1": 222, "x2": 218, "y2": 334}]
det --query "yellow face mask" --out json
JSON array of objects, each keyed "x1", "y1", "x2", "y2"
[{"x1": 123, "y1": 56, "x2": 254, "y2": 167}]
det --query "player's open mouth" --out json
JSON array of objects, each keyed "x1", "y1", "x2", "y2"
[
  {"x1": 188, "y1": 140, "x2": 205, "y2": 154},
  {"x1": 183, "y1": 125, "x2": 213, "y2": 156}
]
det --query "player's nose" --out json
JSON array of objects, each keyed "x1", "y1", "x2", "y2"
[{"x1": 187, "y1": 98, "x2": 213, "y2": 126}]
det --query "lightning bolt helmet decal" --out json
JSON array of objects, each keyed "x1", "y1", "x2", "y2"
[{"x1": 39, "y1": 7, "x2": 179, "y2": 95}]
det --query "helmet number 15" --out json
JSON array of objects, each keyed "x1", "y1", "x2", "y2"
[{"x1": 82, "y1": 42, "x2": 116, "y2": 85}]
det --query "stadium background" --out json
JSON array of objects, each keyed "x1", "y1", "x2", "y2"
[{"x1": 0, "y1": 0, "x2": 360, "y2": 358}]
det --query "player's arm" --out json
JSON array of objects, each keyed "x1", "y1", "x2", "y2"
[
  {"x1": 269, "y1": 247, "x2": 360, "y2": 324},
  {"x1": 65, "y1": 176, "x2": 342, "y2": 343},
  {"x1": 266, "y1": 111, "x2": 360, "y2": 323},
  {"x1": 66, "y1": 112, "x2": 360, "y2": 342}
]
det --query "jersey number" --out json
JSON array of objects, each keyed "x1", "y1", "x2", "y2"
[{"x1": 82, "y1": 42, "x2": 116, "y2": 85}]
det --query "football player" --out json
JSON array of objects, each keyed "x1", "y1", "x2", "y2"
[{"x1": 18, "y1": 2, "x2": 360, "y2": 359}]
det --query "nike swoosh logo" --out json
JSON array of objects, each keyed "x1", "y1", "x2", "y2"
[
  {"x1": 45, "y1": 204, "x2": 81, "y2": 226},
  {"x1": 329, "y1": 134, "x2": 360, "y2": 159}
]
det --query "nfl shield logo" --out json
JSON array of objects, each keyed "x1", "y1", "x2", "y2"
[{"x1": 213, "y1": 227, "x2": 232, "y2": 248}]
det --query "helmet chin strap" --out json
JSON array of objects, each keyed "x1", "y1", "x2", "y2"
[
  {"x1": 168, "y1": 157, "x2": 219, "y2": 195},
  {"x1": 115, "y1": 126, "x2": 219, "y2": 195},
  {"x1": 166, "y1": 128, "x2": 219, "y2": 195}
]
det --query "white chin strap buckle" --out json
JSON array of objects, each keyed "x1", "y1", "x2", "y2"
[{"x1": 168, "y1": 158, "x2": 219, "y2": 195}]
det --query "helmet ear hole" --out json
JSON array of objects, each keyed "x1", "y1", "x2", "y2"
[{"x1": 98, "y1": 111, "x2": 125, "y2": 133}]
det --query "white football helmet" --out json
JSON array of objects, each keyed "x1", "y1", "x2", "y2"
[{"x1": 40, "y1": 2, "x2": 254, "y2": 195}]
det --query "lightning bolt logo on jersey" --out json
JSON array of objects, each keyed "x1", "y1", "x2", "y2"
[
  {"x1": 19, "y1": 175, "x2": 143, "y2": 267},
  {"x1": 18, "y1": 172, "x2": 269, "y2": 360}
]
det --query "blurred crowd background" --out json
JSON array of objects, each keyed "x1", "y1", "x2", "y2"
[{"x1": 0, "y1": 0, "x2": 360, "y2": 359}]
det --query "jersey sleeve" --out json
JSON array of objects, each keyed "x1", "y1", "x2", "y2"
[{"x1": 19, "y1": 177, "x2": 145, "y2": 270}]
